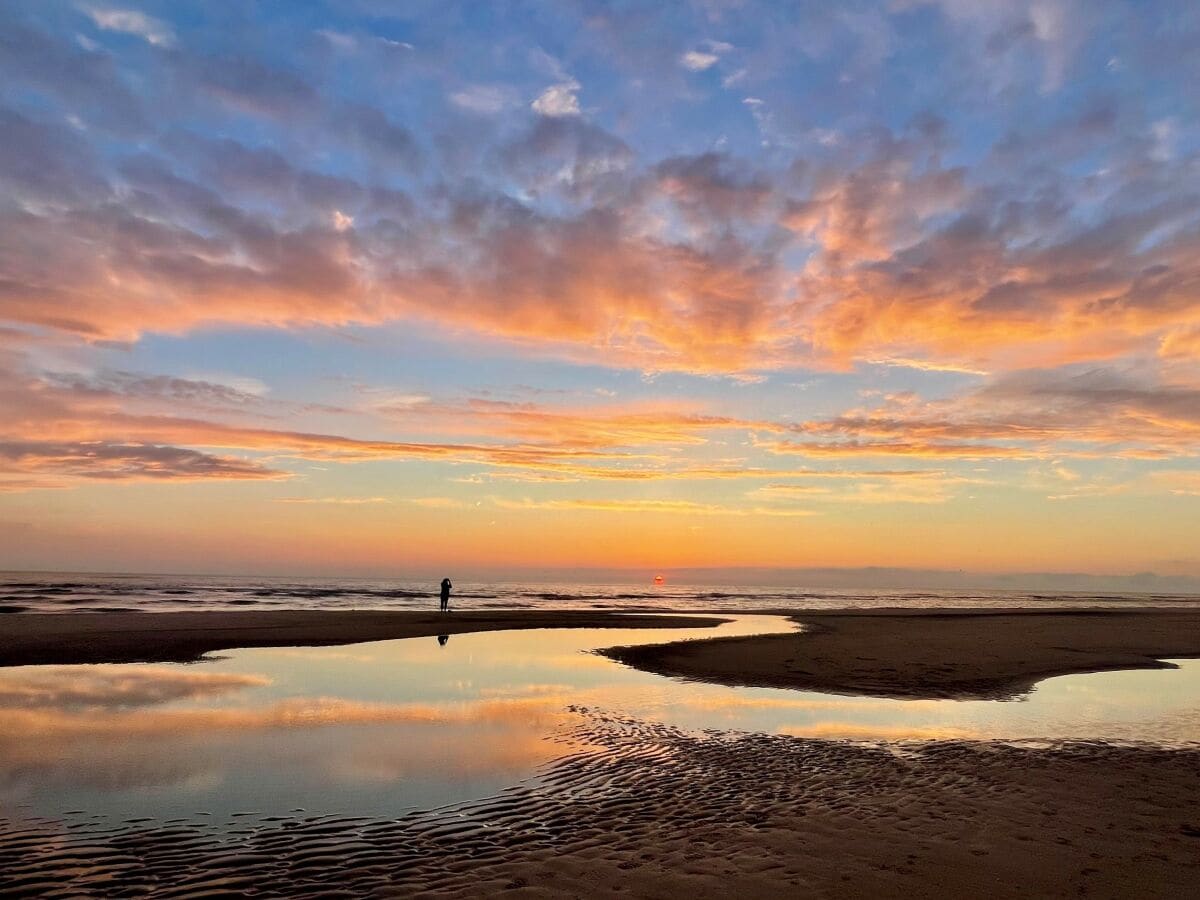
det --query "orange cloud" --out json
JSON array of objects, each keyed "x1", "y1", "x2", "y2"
[
  {"x1": 0, "y1": 440, "x2": 286, "y2": 490},
  {"x1": 756, "y1": 438, "x2": 1173, "y2": 460},
  {"x1": 4, "y1": 86, "x2": 1200, "y2": 383},
  {"x1": 753, "y1": 474, "x2": 980, "y2": 504},
  {"x1": 759, "y1": 368, "x2": 1200, "y2": 460},
  {"x1": 491, "y1": 497, "x2": 818, "y2": 516},
  {"x1": 2, "y1": 354, "x2": 1196, "y2": 501}
]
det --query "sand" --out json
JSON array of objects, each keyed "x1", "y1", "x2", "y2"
[
  {"x1": 3, "y1": 713, "x2": 1198, "y2": 898},
  {"x1": 0, "y1": 610, "x2": 727, "y2": 667},
  {"x1": 4, "y1": 607, "x2": 1200, "y2": 897},
  {"x1": 605, "y1": 608, "x2": 1200, "y2": 699},
  {"x1": 8, "y1": 607, "x2": 1199, "y2": 702}
]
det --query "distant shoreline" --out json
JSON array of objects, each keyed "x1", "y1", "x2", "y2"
[{"x1": 5, "y1": 567, "x2": 1200, "y2": 595}]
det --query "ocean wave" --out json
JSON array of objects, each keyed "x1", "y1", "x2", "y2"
[{"x1": 3, "y1": 572, "x2": 1199, "y2": 615}]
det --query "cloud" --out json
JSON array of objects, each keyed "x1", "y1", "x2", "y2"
[
  {"x1": 653, "y1": 152, "x2": 773, "y2": 225},
  {"x1": 0, "y1": 441, "x2": 286, "y2": 489},
  {"x1": 374, "y1": 395, "x2": 735, "y2": 446},
  {"x1": 450, "y1": 84, "x2": 519, "y2": 114},
  {"x1": 497, "y1": 117, "x2": 633, "y2": 196},
  {"x1": 680, "y1": 51, "x2": 720, "y2": 71},
  {"x1": 4, "y1": 352, "x2": 1193, "y2": 500},
  {"x1": 330, "y1": 102, "x2": 422, "y2": 171},
  {"x1": 1148, "y1": 471, "x2": 1200, "y2": 496},
  {"x1": 491, "y1": 497, "x2": 817, "y2": 516},
  {"x1": 896, "y1": 0, "x2": 1091, "y2": 94},
  {"x1": 316, "y1": 28, "x2": 357, "y2": 52},
  {"x1": 0, "y1": 20, "x2": 145, "y2": 133},
  {"x1": 177, "y1": 53, "x2": 318, "y2": 120},
  {"x1": 0, "y1": 359, "x2": 707, "y2": 483},
  {"x1": 277, "y1": 496, "x2": 392, "y2": 505},
  {"x1": 84, "y1": 6, "x2": 176, "y2": 46},
  {"x1": 753, "y1": 475, "x2": 975, "y2": 504},
  {"x1": 757, "y1": 438, "x2": 1048, "y2": 460},
  {"x1": 531, "y1": 80, "x2": 581, "y2": 117},
  {"x1": 2, "y1": 61, "x2": 1198, "y2": 383},
  {"x1": 43, "y1": 370, "x2": 267, "y2": 409},
  {"x1": 0, "y1": 1, "x2": 1197, "y2": 526},
  {"x1": 408, "y1": 496, "x2": 470, "y2": 509},
  {"x1": 0, "y1": 106, "x2": 107, "y2": 205},
  {"x1": 792, "y1": 151, "x2": 1200, "y2": 372},
  {"x1": 757, "y1": 367, "x2": 1200, "y2": 460},
  {"x1": 681, "y1": 39, "x2": 733, "y2": 71}
]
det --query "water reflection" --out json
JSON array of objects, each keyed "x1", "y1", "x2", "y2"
[
  {"x1": 0, "y1": 666, "x2": 269, "y2": 709},
  {"x1": 0, "y1": 615, "x2": 1197, "y2": 826}
]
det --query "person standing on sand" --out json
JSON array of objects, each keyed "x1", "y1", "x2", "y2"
[{"x1": 439, "y1": 577, "x2": 452, "y2": 612}]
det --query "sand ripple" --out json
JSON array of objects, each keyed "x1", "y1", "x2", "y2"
[{"x1": 3, "y1": 714, "x2": 1199, "y2": 897}]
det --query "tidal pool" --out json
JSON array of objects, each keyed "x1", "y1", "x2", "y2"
[{"x1": 2, "y1": 614, "x2": 1197, "y2": 828}]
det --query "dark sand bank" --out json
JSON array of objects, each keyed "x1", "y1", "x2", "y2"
[
  {"x1": 0, "y1": 610, "x2": 727, "y2": 667},
  {"x1": 4, "y1": 716, "x2": 1198, "y2": 898},
  {"x1": 605, "y1": 608, "x2": 1200, "y2": 699}
]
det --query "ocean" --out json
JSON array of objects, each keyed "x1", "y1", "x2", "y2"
[{"x1": 3, "y1": 571, "x2": 1199, "y2": 614}]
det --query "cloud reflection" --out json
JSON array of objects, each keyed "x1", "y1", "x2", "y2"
[
  {"x1": 0, "y1": 685, "x2": 581, "y2": 795},
  {"x1": 0, "y1": 665, "x2": 269, "y2": 710}
]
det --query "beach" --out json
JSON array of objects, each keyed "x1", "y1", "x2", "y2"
[
  {"x1": 2, "y1": 607, "x2": 1199, "y2": 897},
  {"x1": 4, "y1": 712, "x2": 1198, "y2": 897},
  {"x1": 604, "y1": 608, "x2": 1200, "y2": 699},
  {"x1": 0, "y1": 609, "x2": 727, "y2": 667},
  {"x1": 5, "y1": 607, "x2": 1199, "y2": 694}
]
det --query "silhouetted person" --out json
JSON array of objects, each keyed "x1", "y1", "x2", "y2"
[
  {"x1": 439, "y1": 577, "x2": 452, "y2": 612},
  {"x1": 437, "y1": 634, "x2": 449, "y2": 647}
]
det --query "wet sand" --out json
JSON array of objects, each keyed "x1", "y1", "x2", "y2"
[
  {"x1": 0, "y1": 610, "x2": 727, "y2": 667},
  {"x1": 7, "y1": 608, "x2": 1200, "y2": 702},
  {"x1": 605, "y1": 608, "x2": 1200, "y2": 699},
  {"x1": 3, "y1": 608, "x2": 1200, "y2": 896},
  {"x1": 4, "y1": 714, "x2": 1198, "y2": 898}
]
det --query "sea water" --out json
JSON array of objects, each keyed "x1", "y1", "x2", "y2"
[{"x1": 2, "y1": 615, "x2": 1197, "y2": 829}]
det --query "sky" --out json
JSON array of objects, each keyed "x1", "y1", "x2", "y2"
[{"x1": 1, "y1": 1, "x2": 1198, "y2": 583}]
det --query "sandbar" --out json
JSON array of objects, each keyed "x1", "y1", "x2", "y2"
[
  {"x1": 605, "y1": 607, "x2": 1200, "y2": 699},
  {"x1": 5, "y1": 607, "x2": 1200, "y2": 701},
  {"x1": 0, "y1": 609, "x2": 726, "y2": 667}
]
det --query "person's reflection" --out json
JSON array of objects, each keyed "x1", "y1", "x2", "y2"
[{"x1": 437, "y1": 634, "x2": 449, "y2": 647}]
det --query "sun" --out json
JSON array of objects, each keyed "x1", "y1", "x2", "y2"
[{"x1": 653, "y1": 574, "x2": 665, "y2": 585}]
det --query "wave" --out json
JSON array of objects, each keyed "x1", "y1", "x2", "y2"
[{"x1": 3, "y1": 572, "x2": 1199, "y2": 615}]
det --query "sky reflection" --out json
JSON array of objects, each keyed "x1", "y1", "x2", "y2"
[{"x1": 1, "y1": 616, "x2": 1197, "y2": 825}]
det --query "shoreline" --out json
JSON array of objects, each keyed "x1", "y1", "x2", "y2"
[
  {"x1": 0, "y1": 610, "x2": 728, "y2": 667},
  {"x1": 2, "y1": 607, "x2": 1200, "y2": 700},
  {"x1": 607, "y1": 607, "x2": 1200, "y2": 699}
]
